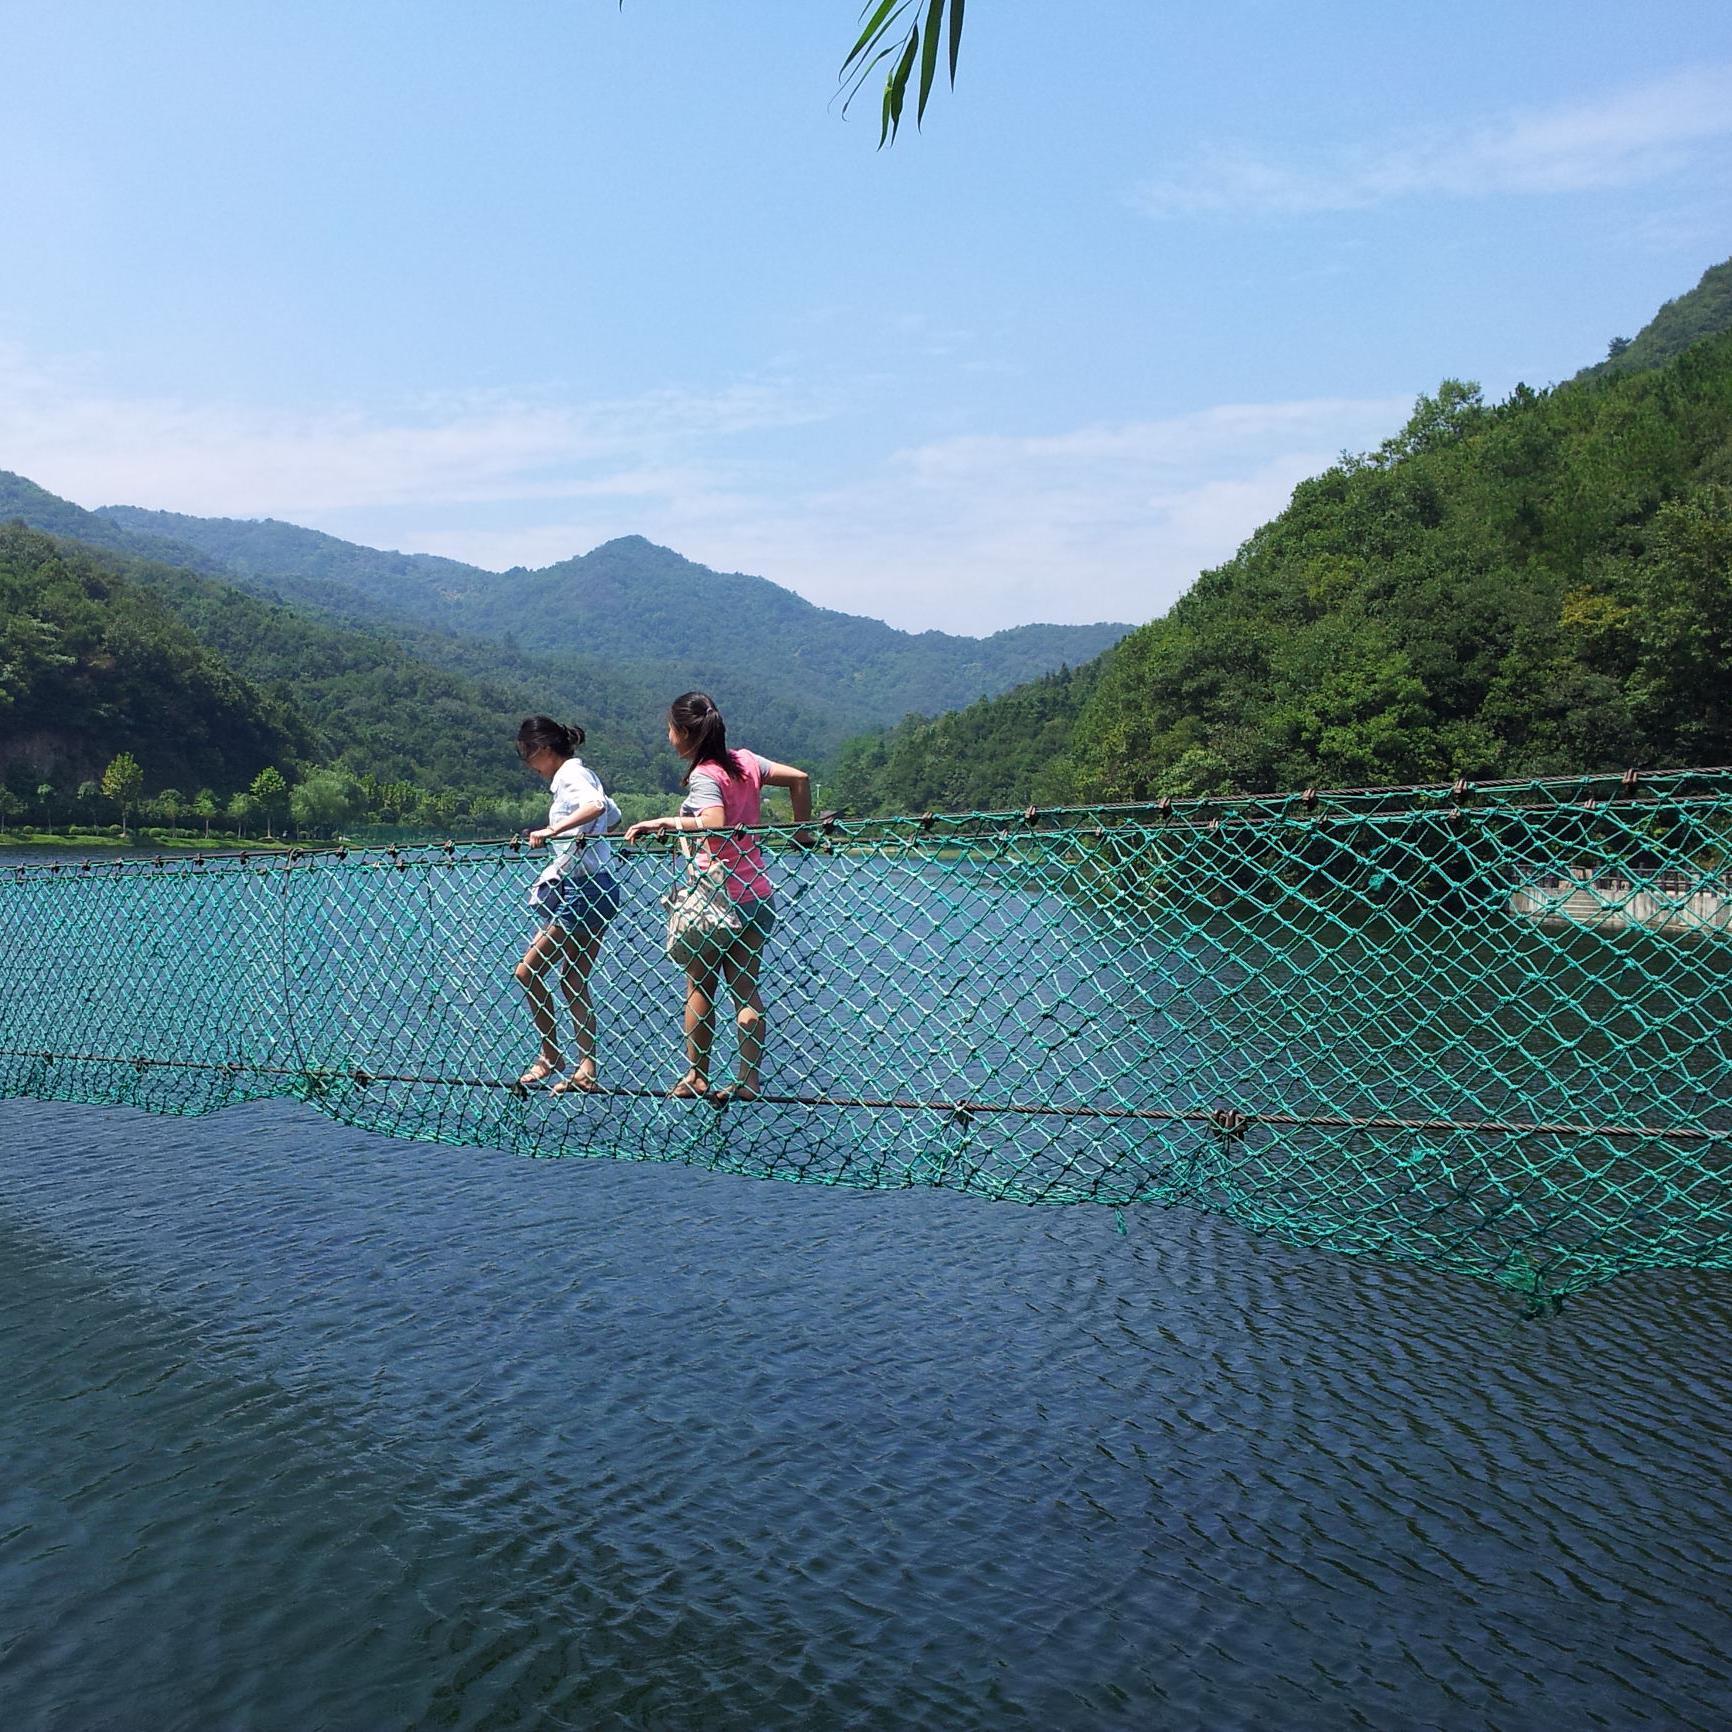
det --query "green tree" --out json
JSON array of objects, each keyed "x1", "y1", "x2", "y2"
[
  {"x1": 419, "y1": 788, "x2": 461, "y2": 831},
  {"x1": 834, "y1": 319, "x2": 1732, "y2": 813},
  {"x1": 0, "y1": 787, "x2": 22, "y2": 834},
  {"x1": 377, "y1": 779, "x2": 418, "y2": 821},
  {"x1": 155, "y1": 787, "x2": 184, "y2": 832},
  {"x1": 226, "y1": 791, "x2": 258, "y2": 838},
  {"x1": 191, "y1": 788, "x2": 219, "y2": 838},
  {"x1": 34, "y1": 782, "x2": 55, "y2": 827},
  {"x1": 1619, "y1": 485, "x2": 1732, "y2": 757},
  {"x1": 76, "y1": 779, "x2": 100, "y2": 823},
  {"x1": 101, "y1": 752, "x2": 144, "y2": 833},
  {"x1": 289, "y1": 768, "x2": 359, "y2": 837},
  {"x1": 250, "y1": 766, "x2": 290, "y2": 838}
]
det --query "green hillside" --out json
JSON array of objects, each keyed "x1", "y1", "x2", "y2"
[
  {"x1": 1578, "y1": 257, "x2": 1732, "y2": 383},
  {"x1": 0, "y1": 502, "x2": 636, "y2": 802},
  {"x1": 0, "y1": 523, "x2": 310, "y2": 796},
  {"x1": 826, "y1": 661, "x2": 1108, "y2": 815},
  {"x1": 0, "y1": 476, "x2": 895, "y2": 791},
  {"x1": 831, "y1": 264, "x2": 1732, "y2": 814},
  {"x1": 3, "y1": 470, "x2": 1126, "y2": 779}
]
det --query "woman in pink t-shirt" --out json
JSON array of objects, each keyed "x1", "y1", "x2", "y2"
[{"x1": 624, "y1": 691, "x2": 812, "y2": 1102}]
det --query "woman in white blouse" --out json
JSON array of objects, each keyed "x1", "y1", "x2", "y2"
[{"x1": 515, "y1": 715, "x2": 621, "y2": 1093}]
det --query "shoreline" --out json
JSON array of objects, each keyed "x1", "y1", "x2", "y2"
[{"x1": 0, "y1": 831, "x2": 298, "y2": 854}]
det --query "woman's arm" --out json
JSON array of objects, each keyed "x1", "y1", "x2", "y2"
[
  {"x1": 760, "y1": 760, "x2": 812, "y2": 824},
  {"x1": 528, "y1": 800, "x2": 607, "y2": 847},
  {"x1": 623, "y1": 804, "x2": 724, "y2": 843}
]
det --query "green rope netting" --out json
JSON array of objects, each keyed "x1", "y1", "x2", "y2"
[{"x1": 4, "y1": 768, "x2": 1731, "y2": 1306}]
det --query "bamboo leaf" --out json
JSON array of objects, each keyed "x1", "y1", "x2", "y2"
[
  {"x1": 948, "y1": 0, "x2": 965, "y2": 85},
  {"x1": 917, "y1": 0, "x2": 944, "y2": 124},
  {"x1": 842, "y1": 0, "x2": 908, "y2": 79},
  {"x1": 884, "y1": 25, "x2": 920, "y2": 143},
  {"x1": 842, "y1": 40, "x2": 905, "y2": 115}
]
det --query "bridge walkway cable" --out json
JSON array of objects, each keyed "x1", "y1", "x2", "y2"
[{"x1": 4, "y1": 768, "x2": 1731, "y2": 1308}]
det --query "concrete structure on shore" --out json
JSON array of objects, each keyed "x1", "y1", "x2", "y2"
[{"x1": 1510, "y1": 867, "x2": 1732, "y2": 935}]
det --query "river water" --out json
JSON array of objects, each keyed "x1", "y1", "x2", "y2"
[{"x1": 2, "y1": 1093, "x2": 1731, "y2": 1731}]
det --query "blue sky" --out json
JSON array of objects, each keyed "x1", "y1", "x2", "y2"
[{"x1": 2, "y1": 1, "x2": 1729, "y2": 632}]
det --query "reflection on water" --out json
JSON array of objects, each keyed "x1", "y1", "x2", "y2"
[{"x1": 2, "y1": 1096, "x2": 1731, "y2": 1731}]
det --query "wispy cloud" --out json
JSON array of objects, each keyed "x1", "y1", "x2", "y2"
[
  {"x1": 0, "y1": 344, "x2": 1405, "y2": 633},
  {"x1": 1133, "y1": 64, "x2": 1732, "y2": 217},
  {"x1": 655, "y1": 398, "x2": 1409, "y2": 631},
  {"x1": 0, "y1": 345, "x2": 823, "y2": 518}
]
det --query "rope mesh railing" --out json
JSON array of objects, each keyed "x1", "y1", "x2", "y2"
[{"x1": 4, "y1": 768, "x2": 1731, "y2": 1306}]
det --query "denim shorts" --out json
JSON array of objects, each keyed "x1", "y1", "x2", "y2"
[
  {"x1": 530, "y1": 870, "x2": 621, "y2": 935},
  {"x1": 737, "y1": 895, "x2": 777, "y2": 940}
]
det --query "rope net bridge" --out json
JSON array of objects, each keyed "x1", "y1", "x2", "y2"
[{"x1": 4, "y1": 768, "x2": 1731, "y2": 1306}]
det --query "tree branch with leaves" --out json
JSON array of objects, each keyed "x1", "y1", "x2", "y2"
[{"x1": 840, "y1": 0, "x2": 965, "y2": 144}]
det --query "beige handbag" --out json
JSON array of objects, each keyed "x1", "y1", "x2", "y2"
[{"x1": 661, "y1": 844, "x2": 744, "y2": 967}]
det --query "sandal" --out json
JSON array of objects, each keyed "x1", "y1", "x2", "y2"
[
  {"x1": 518, "y1": 1056, "x2": 562, "y2": 1088},
  {"x1": 710, "y1": 1081, "x2": 760, "y2": 1107},
  {"x1": 668, "y1": 1069, "x2": 709, "y2": 1099},
  {"x1": 551, "y1": 1064, "x2": 601, "y2": 1096}
]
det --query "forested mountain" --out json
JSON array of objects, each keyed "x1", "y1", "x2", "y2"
[
  {"x1": 826, "y1": 662, "x2": 1108, "y2": 814},
  {"x1": 92, "y1": 509, "x2": 1129, "y2": 721},
  {"x1": 832, "y1": 258, "x2": 1732, "y2": 814},
  {"x1": 1, "y1": 473, "x2": 1111, "y2": 796},
  {"x1": 0, "y1": 478, "x2": 662, "y2": 793},
  {"x1": 10, "y1": 257, "x2": 1728, "y2": 825},
  {"x1": 0, "y1": 523, "x2": 309, "y2": 793}
]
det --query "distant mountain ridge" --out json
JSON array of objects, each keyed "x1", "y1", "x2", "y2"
[
  {"x1": 94, "y1": 507, "x2": 1130, "y2": 722},
  {"x1": 0, "y1": 472, "x2": 1129, "y2": 790}
]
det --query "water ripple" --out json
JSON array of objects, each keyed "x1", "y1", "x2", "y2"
[{"x1": 2, "y1": 1098, "x2": 1730, "y2": 1730}]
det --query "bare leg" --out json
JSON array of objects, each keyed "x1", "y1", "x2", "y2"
[
  {"x1": 679, "y1": 960, "x2": 720, "y2": 1093},
  {"x1": 514, "y1": 926, "x2": 565, "y2": 1082},
  {"x1": 718, "y1": 926, "x2": 768, "y2": 1097},
  {"x1": 554, "y1": 926, "x2": 602, "y2": 1089}
]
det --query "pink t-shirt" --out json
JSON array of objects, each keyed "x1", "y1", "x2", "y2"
[{"x1": 681, "y1": 750, "x2": 775, "y2": 902}]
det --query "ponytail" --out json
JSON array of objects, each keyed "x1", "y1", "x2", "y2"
[
  {"x1": 516, "y1": 715, "x2": 585, "y2": 759},
  {"x1": 669, "y1": 691, "x2": 741, "y2": 785}
]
